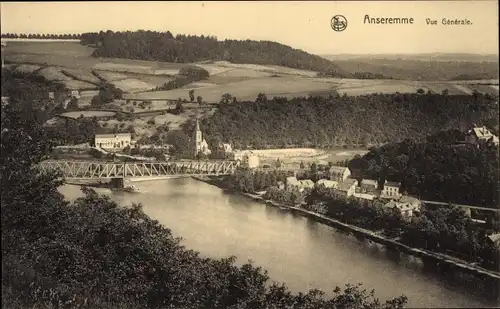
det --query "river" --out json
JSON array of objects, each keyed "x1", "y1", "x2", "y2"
[{"x1": 59, "y1": 178, "x2": 497, "y2": 308}]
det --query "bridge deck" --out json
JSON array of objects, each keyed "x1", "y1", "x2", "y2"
[{"x1": 39, "y1": 160, "x2": 240, "y2": 179}]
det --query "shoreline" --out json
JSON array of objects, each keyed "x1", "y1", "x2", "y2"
[{"x1": 191, "y1": 176, "x2": 500, "y2": 298}]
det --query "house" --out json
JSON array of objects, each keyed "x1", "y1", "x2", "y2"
[
  {"x1": 382, "y1": 180, "x2": 401, "y2": 198},
  {"x1": 276, "y1": 181, "x2": 285, "y2": 190},
  {"x1": 316, "y1": 179, "x2": 338, "y2": 189},
  {"x1": 94, "y1": 133, "x2": 132, "y2": 150},
  {"x1": 286, "y1": 176, "x2": 300, "y2": 191},
  {"x1": 353, "y1": 192, "x2": 376, "y2": 201},
  {"x1": 486, "y1": 135, "x2": 499, "y2": 147},
  {"x1": 220, "y1": 143, "x2": 233, "y2": 154},
  {"x1": 243, "y1": 152, "x2": 260, "y2": 169},
  {"x1": 398, "y1": 195, "x2": 421, "y2": 212},
  {"x1": 360, "y1": 179, "x2": 378, "y2": 193},
  {"x1": 384, "y1": 200, "x2": 416, "y2": 218},
  {"x1": 336, "y1": 179, "x2": 358, "y2": 197},
  {"x1": 466, "y1": 126, "x2": 499, "y2": 147},
  {"x1": 487, "y1": 233, "x2": 500, "y2": 249},
  {"x1": 232, "y1": 151, "x2": 245, "y2": 161},
  {"x1": 329, "y1": 166, "x2": 351, "y2": 182},
  {"x1": 298, "y1": 179, "x2": 315, "y2": 190}
]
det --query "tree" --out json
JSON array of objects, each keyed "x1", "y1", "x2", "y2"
[
  {"x1": 256, "y1": 93, "x2": 268, "y2": 103},
  {"x1": 220, "y1": 93, "x2": 233, "y2": 105},
  {"x1": 197, "y1": 95, "x2": 203, "y2": 106},
  {"x1": 67, "y1": 97, "x2": 79, "y2": 110},
  {"x1": 442, "y1": 89, "x2": 449, "y2": 95},
  {"x1": 416, "y1": 88, "x2": 425, "y2": 95},
  {"x1": 166, "y1": 130, "x2": 190, "y2": 158},
  {"x1": 189, "y1": 89, "x2": 195, "y2": 102}
]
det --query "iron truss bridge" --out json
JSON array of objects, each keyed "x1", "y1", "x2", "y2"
[{"x1": 38, "y1": 160, "x2": 240, "y2": 179}]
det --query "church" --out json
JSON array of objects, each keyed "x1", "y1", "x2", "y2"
[{"x1": 192, "y1": 119, "x2": 211, "y2": 158}]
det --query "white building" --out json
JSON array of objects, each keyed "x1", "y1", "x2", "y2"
[
  {"x1": 466, "y1": 126, "x2": 499, "y2": 147},
  {"x1": 360, "y1": 179, "x2": 378, "y2": 193},
  {"x1": 382, "y1": 180, "x2": 401, "y2": 198},
  {"x1": 329, "y1": 166, "x2": 351, "y2": 182},
  {"x1": 316, "y1": 179, "x2": 338, "y2": 189},
  {"x1": 95, "y1": 133, "x2": 131, "y2": 150},
  {"x1": 384, "y1": 200, "x2": 418, "y2": 218},
  {"x1": 336, "y1": 179, "x2": 358, "y2": 197},
  {"x1": 244, "y1": 153, "x2": 260, "y2": 168}
]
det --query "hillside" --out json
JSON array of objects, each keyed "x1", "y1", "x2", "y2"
[
  {"x1": 348, "y1": 130, "x2": 499, "y2": 208},
  {"x1": 200, "y1": 93, "x2": 499, "y2": 150},
  {"x1": 80, "y1": 31, "x2": 349, "y2": 77}
]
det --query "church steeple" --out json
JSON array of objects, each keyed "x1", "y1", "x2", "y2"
[{"x1": 193, "y1": 118, "x2": 203, "y2": 158}]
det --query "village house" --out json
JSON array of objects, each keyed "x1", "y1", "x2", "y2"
[
  {"x1": 336, "y1": 179, "x2": 358, "y2": 197},
  {"x1": 487, "y1": 233, "x2": 500, "y2": 249},
  {"x1": 384, "y1": 200, "x2": 416, "y2": 218},
  {"x1": 360, "y1": 179, "x2": 378, "y2": 193},
  {"x1": 466, "y1": 126, "x2": 499, "y2": 147},
  {"x1": 276, "y1": 181, "x2": 285, "y2": 190},
  {"x1": 298, "y1": 179, "x2": 315, "y2": 191},
  {"x1": 316, "y1": 179, "x2": 338, "y2": 189},
  {"x1": 398, "y1": 195, "x2": 422, "y2": 212},
  {"x1": 286, "y1": 176, "x2": 300, "y2": 192},
  {"x1": 329, "y1": 166, "x2": 351, "y2": 182},
  {"x1": 382, "y1": 180, "x2": 402, "y2": 198},
  {"x1": 353, "y1": 192, "x2": 377, "y2": 201},
  {"x1": 243, "y1": 152, "x2": 260, "y2": 169},
  {"x1": 285, "y1": 177, "x2": 314, "y2": 193},
  {"x1": 94, "y1": 133, "x2": 132, "y2": 150}
]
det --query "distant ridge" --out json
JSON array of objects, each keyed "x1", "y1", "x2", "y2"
[
  {"x1": 322, "y1": 53, "x2": 499, "y2": 62},
  {"x1": 79, "y1": 30, "x2": 349, "y2": 77}
]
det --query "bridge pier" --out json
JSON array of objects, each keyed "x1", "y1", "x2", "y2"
[{"x1": 110, "y1": 178, "x2": 124, "y2": 189}]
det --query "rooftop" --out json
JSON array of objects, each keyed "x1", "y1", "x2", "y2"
[
  {"x1": 470, "y1": 126, "x2": 495, "y2": 139},
  {"x1": 329, "y1": 166, "x2": 349, "y2": 174},
  {"x1": 337, "y1": 179, "x2": 357, "y2": 191},
  {"x1": 95, "y1": 133, "x2": 131, "y2": 139},
  {"x1": 385, "y1": 180, "x2": 401, "y2": 188},
  {"x1": 299, "y1": 179, "x2": 315, "y2": 187},
  {"x1": 361, "y1": 179, "x2": 378, "y2": 186}
]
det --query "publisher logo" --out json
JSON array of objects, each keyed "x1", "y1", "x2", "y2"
[{"x1": 331, "y1": 15, "x2": 348, "y2": 32}]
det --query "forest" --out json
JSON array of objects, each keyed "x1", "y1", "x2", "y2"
[
  {"x1": 348, "y1": 129, "x2": 499, "y2": 208},
  {"x1": 201, "y1": 92, "x2": 499, "y2": 150},
  {"x1": 78, "y1": 30, "x2": 348, "y2": 76},
  {"x1": 1, "y1": 33, "x2": 80, "y2": 39}
]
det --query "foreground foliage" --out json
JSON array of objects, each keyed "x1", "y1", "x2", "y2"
[{"x1": 1, "y1": 73, "x2": 407, "y2": 309}]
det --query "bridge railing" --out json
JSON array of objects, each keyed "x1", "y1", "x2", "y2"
[{"x1": 38, "y1": 160, "x2": 240, "y2": 178}]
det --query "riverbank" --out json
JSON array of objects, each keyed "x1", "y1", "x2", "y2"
[{"x1": 191, "y1": 176, "x2": 500, "y2": 300}]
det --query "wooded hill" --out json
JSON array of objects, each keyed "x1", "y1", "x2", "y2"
[
  {"x1": 79, "y1": 30, "x2": 348, "y2": 76},
  {"x1": 201, "y1": 93, "x2": 499, "y2": 150},
  {"x1": 349, "y1": 129, "x2": 499, "y2": 208}
]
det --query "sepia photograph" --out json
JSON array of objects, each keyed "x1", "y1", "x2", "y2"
[{"x1": 1, "y1": 1, "x2": 499, "y2": 308}]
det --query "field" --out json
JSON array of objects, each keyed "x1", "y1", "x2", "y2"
[
  {"x1": 5, "y1": 41, "x2": 499, "y2": 102},
  {"x1": 60, "y1": 110, "x2": 117, "y2": 119},
  {"x1": 239, "y1": 148, "x2": 369, "y2": 165}
]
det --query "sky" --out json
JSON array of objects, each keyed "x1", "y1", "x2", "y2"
[{"x1": 1, "y1": 1, "x2": 498, "y2": 55}]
